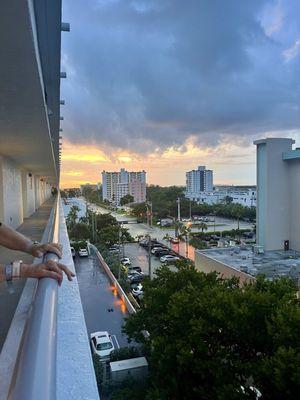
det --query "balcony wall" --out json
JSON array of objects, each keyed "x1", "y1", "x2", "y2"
[
  {"x1": 0, "y1": 199, "x2": 100, "y2": 399},
  {"x1": 0, "y1": 155, "x2": 52, "y2": 228}
]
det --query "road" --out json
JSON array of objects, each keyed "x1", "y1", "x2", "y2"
[
  {"x1": 87, "y1": 201, "x2": 253, "y2": 239},
  {"x1": 64, "y1": 197, "x2": 252, "y2": 263},
  {"x1": 74, "y1": 252, "x2": 130, "y2": 348}
]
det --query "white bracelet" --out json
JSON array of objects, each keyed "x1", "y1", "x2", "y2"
[{"x1": 12, "y1": 260, "x2": 22, "y2": 278}]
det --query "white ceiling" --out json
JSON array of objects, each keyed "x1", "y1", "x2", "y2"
[{"x1": 0, "y1": 1, "x2": 59, "y2": 183}]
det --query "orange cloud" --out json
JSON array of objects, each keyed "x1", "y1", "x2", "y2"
[{"x1": 60, "y1": 138, "x2": 256, "y2": 188}]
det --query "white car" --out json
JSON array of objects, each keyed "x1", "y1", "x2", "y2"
[
  {"x1": 132, "y1": 283, "x2": 143, "y2": 297},
  {"x1": 121, "y1": 257, "x2": 131, "y2": 266},
  {"x1": 79, "y1": 248, "x2": 88, "y2": 257},
  {"x1": 160, "y1": 255, "x2": 180, "y2": 264},
  {"x1": 90, "y1": 331, "x2": 115, "y2": 360}
]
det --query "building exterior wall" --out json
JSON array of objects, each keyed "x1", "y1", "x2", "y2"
[
  {"x1": 186, "y1": 189, "x2": 256, "y2": 207},
  {"x1": 21, "y1": 171, "x2": 36, "y2": 218},
  {"x1": 186, "y1": 165, "x2": 213, "y2": 197},
  {"x1": 102, "y1": 169, "x2": 146, "y2": 205},
  {"x1": 0, "y1": 157, "x2": 23, "y2": 228},
  {"x1": 289, "y1": 160, "x2": 300, "y2": 251},
  {"x1": 0, "y1": 156, "x2": 52, "y2": 228},
  {"x1": 255, "y1": 138, "x2": 293, "y2": 251},
  {"x1": 194, "y1": 251, "x2": 255, "y2": 284}
]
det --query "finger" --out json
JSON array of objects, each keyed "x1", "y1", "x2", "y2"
[
  {"x1": 44, "y1": 244, "x2": 62, "y2": 258},
  {"x1": 56, "y1": 262, "x2": 75, "y2": 281},
  {"x1": 42, "y1": 270, "x2": 63, "y2": 286}
]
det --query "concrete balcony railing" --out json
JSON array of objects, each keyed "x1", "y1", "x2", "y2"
[{"x1": 0, "y1": 195, "x2": 99, "y2": 400}]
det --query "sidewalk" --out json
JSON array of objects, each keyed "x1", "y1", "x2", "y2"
[{"x1": 0, "y1": 197, "x2": 55, "y2": 351}]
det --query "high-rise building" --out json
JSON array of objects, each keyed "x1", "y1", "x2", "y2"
[
  {"x1": 186, "y1": 166, "x2": 213, "y2": 198},
  {"x1": 102, "y1": 168, "x2": 146, "y2": 205}
]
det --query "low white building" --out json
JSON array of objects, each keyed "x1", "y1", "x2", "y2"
[{"x1": 186, "y1": 189, "x2": 256, "y2": 207}]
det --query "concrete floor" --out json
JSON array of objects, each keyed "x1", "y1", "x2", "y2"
[{"x1": 0, "y1": 197, "x2": 55, "y2": 351}]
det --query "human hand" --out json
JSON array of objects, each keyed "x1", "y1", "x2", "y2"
[
  {"x1": 28, "y1": 242, "x2": 62, "y2": 258},
  {"x1": 21, "y1": 260, "x2": 75, "y2": 286}
]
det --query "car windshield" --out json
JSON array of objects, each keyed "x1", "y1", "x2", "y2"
[{"x1": 97, "y1": 342, "x2": 113, "y2": 351}]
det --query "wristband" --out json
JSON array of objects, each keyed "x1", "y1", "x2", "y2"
[
  {"x1": 5, "y1": 264, "x2": 14, "y2": 294},
  {"x1": 12, "y1": 260, "x2": 22, "y2": 278},
  {"x1": 5, "y1": 264, "x2": 12, "y2": 282}
]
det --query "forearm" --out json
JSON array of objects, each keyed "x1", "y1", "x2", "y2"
[
  {"x1": 0, "y1": 224, "x2": 32, "y2": 254},
  {"x1": 0, "y1": 263, "x2": 30, "y2": 282}
]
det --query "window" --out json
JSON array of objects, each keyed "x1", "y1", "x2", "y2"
[{"x1": 97, "y1": 342, "x2": 113, "y2": 351}]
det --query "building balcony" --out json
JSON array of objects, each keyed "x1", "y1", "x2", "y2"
[{"x1": 0, "y1": 196, "x2": 99, "y2": 400}]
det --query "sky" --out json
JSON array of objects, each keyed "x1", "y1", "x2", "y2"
[{"x1": 60, "y1": 0, "x2": 300, "y2": 188}]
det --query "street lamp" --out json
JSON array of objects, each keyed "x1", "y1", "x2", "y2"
[{"x1": 145, "y1": 234, "x2": 152, "y2": 279}]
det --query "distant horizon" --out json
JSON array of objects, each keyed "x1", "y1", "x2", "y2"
[{"x1": 61, "y1": 182, "x2": 257, "y2": 190}]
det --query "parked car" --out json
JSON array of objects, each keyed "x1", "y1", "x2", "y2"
[
  {"x1": 121, "y1": 257, "x2": 131, "y2": 266},
  {"x1": 79, "y1": 248, "x2": 88, "y2": 257},
  {"x1": 90, "y1": 331, "x2": 115, "y2": 360},
  {"x1": 70, "y1": 247, "x2": 76, "y2": 258},
  {"x1": 160, "y1": 255, "x2": 180, "y2": 264},
  {"x1": 151, "y1": 246, "x2": 165, "y2": 254},
  {"x1": 109, "y1": 246, "x2": 119, "y2": 253},
  {"x1": 132, "y1": 283, "x2": 143, "y2": 297},
  {"x1": 154, "y1": 249, "x2": 170, "y2": 258},
  {"x1": 128, "y1": 266, "x2": 142, "y2": 273},
  {"x1": 128, "y1": 272, "x2": 145, "y2": 284}
]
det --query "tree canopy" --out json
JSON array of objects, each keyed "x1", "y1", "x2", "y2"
[
  {"x1": 120, "y1": 194, "x2": 134, "y2": 206},
  {"x1": 124, "y1": 264, "x2": 300, "y2": 400}
]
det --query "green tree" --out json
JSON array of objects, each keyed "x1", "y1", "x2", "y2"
[
  {"x1": 120, "y1": 194, "x2": 134, "y2": 206},
  {"x1": 68, "y1": 222, "x2": 91, "y2": 240},
  {"x1": 198, "y1": 221, "x2": 208, "y2": 233},
  {"x1": 124, "y1": 266, "x2": 300, "y2": 400},
  {"x1": 66, "y1": 205, "x2": 80, "y2": 229},
  {"x1": 130, "y1": 202, "x2": 147, "y2": 221},
  {"x1": 178, "y1": 224, "x2": 192, "y2": 258}
]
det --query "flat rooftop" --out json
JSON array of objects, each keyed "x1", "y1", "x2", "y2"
[{"x1": 198, "y1": 246, "x2": 300, "y2": 280}]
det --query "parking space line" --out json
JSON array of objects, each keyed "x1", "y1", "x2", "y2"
[{"x1": 111, "y1": 335, "x2": 120, "y2": 349}]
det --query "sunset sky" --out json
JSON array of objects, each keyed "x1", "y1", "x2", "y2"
[{"x1": 60, "y1": 0, "x2": 300, "y2": 188}]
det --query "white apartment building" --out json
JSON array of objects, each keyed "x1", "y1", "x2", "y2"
[
  {"x1": 255, "y1": 138, "x2": 300, "y2": 251},
  {"x1": 102, "y1": 168, "x2": 146, "y2": 205},
  {"x1": 186, "y1": 166, "x2": 213, "y2": 198},
  {"x1": 187, "y1": 189, "x2": 256, "y2": 207}
]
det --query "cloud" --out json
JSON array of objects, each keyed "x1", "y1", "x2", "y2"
[
  {"x1": 283, "y1": 38, "x2": 300, "y2": 60},
  {"x1": 61, "y1": 0, "x2": 300, "y2": 157}
]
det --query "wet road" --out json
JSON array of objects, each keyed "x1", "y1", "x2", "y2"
[{"x1": 74, "y1": 253, "x2": 130, "y2": 348}]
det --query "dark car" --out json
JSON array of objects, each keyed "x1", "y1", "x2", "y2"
[
  {"x1": 128, "y1": 266, "x2": 142, "y2": 273},
  {"x1": 154, "y1": 249, "x2": 170, "y2": 258},
  {"x1": 128, "y1": 274, "x2": 145, "y2": 284}
]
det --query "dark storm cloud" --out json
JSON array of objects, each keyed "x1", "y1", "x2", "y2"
[{"x1": 61, "y1": 0, "x2": 300, "y2": 153}]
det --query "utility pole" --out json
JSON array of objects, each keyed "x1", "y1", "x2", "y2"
[
  {"x1": 91, "y1": 212, "x2": 95, "y2": 242},
  {"x1": 147, "y1": 234, "x2": 152, "y2": 279},
  {"x1": 150, "y1": 201, "x2": 153, "y2": 228},
  {"x1": 177, "y1": 197, "x2": 181, "y2": 221},
  {"x1": 118, "y1": 223, "x2": 122, "y2": 280},
  {"x1": 94, "y1": 212, "x2": 97, "y2": 242},
  {"x1": 146, "y1": 203, "x2": 149, "y2": 226}
]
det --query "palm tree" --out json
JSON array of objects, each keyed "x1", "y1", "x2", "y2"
[
  {"x1": 66, "y1": 205, "x2": 80, "y2": 229},
  {"x1": 198, "y1": 222, "x2": 208, "y2": 233},
  {"x1": 178, "y1": 225, "x2": 192, "y2": 258},
  {"x1": 163, "y1": 233, "x2": 172, "y2": 249}
]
